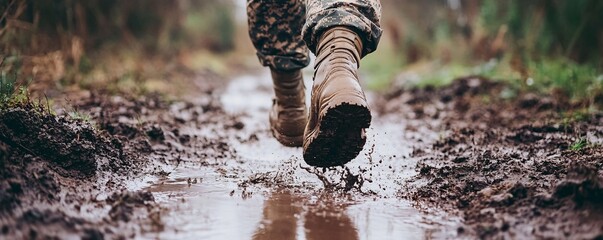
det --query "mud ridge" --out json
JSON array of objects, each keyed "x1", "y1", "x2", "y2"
[
  {"x1": 384, "y1": 77, "x2": 603, "y2": 239},
  {"x1": 0, "y1": 100, "x2": 163, "y2": 239}
]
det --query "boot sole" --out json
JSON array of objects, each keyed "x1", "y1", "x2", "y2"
[{"x1": 303, "y1": 102, "x2": 371, "y2": 167}]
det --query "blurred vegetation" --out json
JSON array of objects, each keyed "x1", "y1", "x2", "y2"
[
  {"x1": 366, "y1": 0, "x2": 603, "y2": 107},
  {"x1": 1, "y1": 0, "x2": 234, "y2": 54},
  {"x1": 376, "y1": 0, "x2": 603, "y2": 64},
  {"x1": 0, "y1": 0, "x2": 601, "y2": 109},
  {"x1": 0, "y1": 0, "x2": 236, "y2": 98},
  {"x1": 0, "y1": 58, "x2": 16, "y2": 101}
]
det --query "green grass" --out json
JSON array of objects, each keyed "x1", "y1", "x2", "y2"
[
  {"x1": 68, "y1": 111, "x2": 92, "y2": 122},
  {"x1": 524, "y1": 59, "x2": 602, "y2": 101},
  {"x1": 0, "y1": 71, "x2": 17, "y2": 102},
  {"x1": 367, "y1": 0, "x2": 603, "y2": 101},
  {"x1": 569, "y1": 137, "x2": 589, "y2": 151},
  {"x1": 361, "y1": 45, "x2": 405, "y2": 90},
  {"x1": 414, "y1": 62, "x2": 500, "y2": 88},
  {"x1": 362, "y1": 57, "x2": 507, "y2": 91},
  {"x1": 559, "y1": 109, "x2": 595, "y2": 129},
  {"x1": 362, "y1": 53, "x2": 602, "y2": 107},
  {"x1": 0, "y1": 56, "x2": 20, "y2": 103},
  {"x1": 1, "y1": 56, "x2": 54, "y2": 114}
]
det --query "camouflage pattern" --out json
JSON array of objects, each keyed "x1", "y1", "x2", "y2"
[
  {"x1": 303, "y1": 0, "x2": 382, "y2": 57},
  {"x1": 247, "y1": 0, "x2": 382, "y2": 71},
  {"x1": 247, "y1": 0, "x2": 309, "y2": 71}
]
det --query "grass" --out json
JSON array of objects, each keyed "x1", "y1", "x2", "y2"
[
  {"x1": 362, "y1": 57, "x2": 504, "y2": 91},
  {"x1": 365, "y1": 0, "x2": 603, "y2": 105},
  {"x1": 361, "y1": 44, "x2": 405, "y2": 90},
  {"x1": 0, "y1": 56, "x2": 20, "y2": 103},
  {"x1": 68, "y1": 111, "x2": 92, "y2": 122},
  {"x1": 0, "y1": 71, "x2": 17, "y2": 102},
  {"x1": 559, "y1": 108, "x2": 595, "y2": 130},
  {"x1": 524, "y1": 59, "x2": 602, "y2": 101},
  {"x1": 362, "y1": 50, "x2": 602, "y2": 109},
  {"x1": 1, "y1": 56, "x2": 55, "y2": 115},
  {"x1": 1, "y1": 86, "x2": 28, "y2": 106},
  {"x1": 569, "y1": 137, "x2": 589, "y2": 151}
]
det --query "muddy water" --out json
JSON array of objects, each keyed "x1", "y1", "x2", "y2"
[{"x1": 143, "y1": 71, "x2": 461, "y2": 239}]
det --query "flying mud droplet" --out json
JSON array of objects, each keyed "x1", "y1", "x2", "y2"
[{"x1": 300, "y1": 165, "x2": 369, "y2": 193}]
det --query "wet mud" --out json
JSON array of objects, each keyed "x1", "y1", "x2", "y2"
[
  {"x1": 381, "y1": 77, "x2": 603, "y2": 239},
  {"x1": 0, "y1": 71, "x2": 601, "y2": 239},
  {"x1": 0, "y1": 102, "x2": 161, "y2": 239},
  {"x1": 142, "y1": 72, "x2": 458, "y2": 239}
]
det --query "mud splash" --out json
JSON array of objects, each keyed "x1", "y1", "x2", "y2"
[{"x1": 143, "y1": 71, "x2": 460, "y2": 239}]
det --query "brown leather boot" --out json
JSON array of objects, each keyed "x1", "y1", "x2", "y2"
[
  {"x1": 303, "y1": 27, "x2": 371, "y2": 167},
  {"x1": 269, "y1": 69, "x2": 307, "y2": 147}
]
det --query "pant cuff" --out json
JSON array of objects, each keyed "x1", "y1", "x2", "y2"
[
  {"x1": 256, "y1": 51, "x2": 311, "y2": 71},
  {"x1": 303, "y1": 8, "x2": 382, "y2": 57}
]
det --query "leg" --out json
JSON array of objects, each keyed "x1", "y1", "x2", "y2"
[
  {"x1": 303, "y1": 0, "x2": 382, "y2": 56},
  {"x1": 247, "y1": 0, "x2": 308, "y2": 147},
  {"x1": 247, "y1": 0, "x2": 310, "y2": 71},
  {"x1": 302, "y1": 0, "x2": 383, "y2": 166}
]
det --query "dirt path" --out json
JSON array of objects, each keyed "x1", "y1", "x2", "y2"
[
  {"x1": 140, "y1": 71, "x2": 460, "y2": 239},
  {"x1": 1, "y1": 69, "x2": 601, "y2": 239}
]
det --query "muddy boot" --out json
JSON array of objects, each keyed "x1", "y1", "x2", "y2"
[
  {"x1": 303, "y1": 27, "x2": 371, "y2": 167},
  {"x1": 269, "y1": 69, "x2": 307, "y2": 147}
]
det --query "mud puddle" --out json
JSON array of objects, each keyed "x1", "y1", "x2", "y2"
[
  {"x1": 145, "y1": 168, "x2": 443, "y2": 240},
  {"x1": 142, "y1": 71, "x2": 460, "y2": 239}
]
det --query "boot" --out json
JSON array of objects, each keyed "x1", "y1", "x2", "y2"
[
  {"x1": 303, "y1": 27, "x2": 371, "y2": 167},
  {"x1": 269, "y1": 69, "x2": 307, "y2": 147}
]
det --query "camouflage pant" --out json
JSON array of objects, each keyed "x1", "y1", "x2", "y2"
[{"x1": 247, "y1": 0, "x2": 382, "y2": 71}]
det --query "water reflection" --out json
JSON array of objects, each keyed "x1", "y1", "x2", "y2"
[
  {"x1": 253, "y1": 192, "x2": 301, "y2": 240},
  {"x1": 303, "y1": 197, "x2": 358, "y2": 240},
  {"x1": 253, "y1": 190, "x2": 358, "y2": 240},
  {"x1": 145, "y1": 168, "x2": 457, "y2": 239}
]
